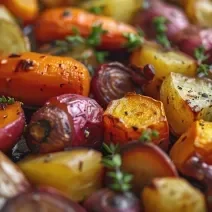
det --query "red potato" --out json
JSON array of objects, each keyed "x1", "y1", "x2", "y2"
[
  {"x1": 0, "y1": 151, "x2": 31, "y2": 209},
  {"x1": 133, "y1": 0, "x2": 189, "y2": 40},
  {"x1": 172, "y1": 25, "x2": 212, "y2": 64},
  {"x1": 0, "y1": 100, "x2": 25, "y2": 152},
  {"x1": 0, "y1": 187, "x2": 86, "y2": 212},
  {"x1": 83, "y1": 188, "x2": 141, "y2": 212},
  {"x1": 26, "y1": 94, "x2": 104, "y2": 153},
  {"x1": 120, "y1": 142, "x2": 178, "y2": 195}
]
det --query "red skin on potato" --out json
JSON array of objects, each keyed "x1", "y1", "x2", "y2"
[{"x1": 0, "y1": 102, "x2": 25, "y2": 152}]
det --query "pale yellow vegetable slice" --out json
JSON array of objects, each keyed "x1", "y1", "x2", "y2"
[{"x1": 0, "y1": 5, "x2": 16, "y2": 24}]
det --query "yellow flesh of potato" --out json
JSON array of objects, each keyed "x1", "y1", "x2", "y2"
[
  {"x1": 18, "y1": 149, "x2": 103, "y2": 202},
  {"x1": 130, "y1": 42, "x2": 197, "y2": 80},
  {"x1": 160, "y1": 72, "x2": 212, "y2": 136},
  {"x1": 142, "y1": 177, "x2": 206, "y2": 212}
]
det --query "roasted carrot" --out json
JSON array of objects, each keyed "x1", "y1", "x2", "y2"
[
  {"x1": 0, "y1": 52, "x2": 91, "y2": 106},
  {"x1": 2, "y1": 0, "x2": 39, "y2": 23},
  {"x1": 35, "y1": 7, "x2": 137, "y2": 50}
]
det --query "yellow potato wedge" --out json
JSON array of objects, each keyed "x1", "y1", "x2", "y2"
[
  {"x1": 130, "y1": 41, "x2": 197, "y2": 80},
  {"x1": 160, "y1": 72, "x2": 212, "y2": 136},
  {"x1": 78, "y1": 0, "x2": 141, "y2": 23},
  {"x1": 170, "y1": 120, "x2": 212, "y2": 172},
  {"x1": 184, "y1": 0, "x2": 212, "y2": 28},
  {"x1": 0, "y1": 5, "x2": 16, "y2": 24},
  {"x1": 103, "y1": 93, "x2": 169, "y2": 151},
  {"x1": 18, "y1": 149, "x2": 104, "y2": 202},
  {"x1": 0, "y1": 19, "x2": 30, "y2": 56},
  {"x1": 142, "y1": 177, "x2": 206, "y2": 212}
]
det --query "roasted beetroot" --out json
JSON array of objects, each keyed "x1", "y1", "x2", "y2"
[
  {"x1": 133, "y1": 0, "x2": 189, "y2": 40},
  {"x1": 91, "y1": 62, "x2": 155, "y2": 108},
  {"x1": 26, "y1": 94, "x2": 104, "y2": 153},
  {"x1": 83, "y1": 188, "x2": 141, "y2": 212},
  {"x1": 0, "y1": 99, "x2": 25, "y2": 152},
  {"x1": 172, "y1": 25, "x2": 212, "y2": 64},
  {"x1": 1, "y1": 187, "x2": 86, "y2": 212}
]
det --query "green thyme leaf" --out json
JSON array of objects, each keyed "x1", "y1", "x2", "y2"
[
  {"x1": 95, "y1": 51, "x2": 108, "y2": 63},
  {"x1": 140, "y1": 129, "x2": 159, "y2": 142},
  {"x1": 153, "y1": 16, "x2": 171, "y2": 49},
  {"x1": 0, "y1": 96, "x2": 15, "y2": 105},
  {"x1": 123, "y1": 32, "x2": 143, "y2": 51},
  {"x1": 89, "y1": 6, "x2": 105, "y2": 15}
]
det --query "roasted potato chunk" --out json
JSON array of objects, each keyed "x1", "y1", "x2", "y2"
[
  {"x1": 184, "y1": 0, "x2": 212, "y2": 28},
  {"x1": 18, "y1": 149, "x2": 104, "y2": 202},
  {"x1": 78, "y1": 0, "x2": 141, "y2": 23},
  {"x1": 160, "y1": 72, "x2": 212, "y2": 136},
  {"x1": 0, "y1": 5, "x2": 16, "y2": 24},
  {"x1": 103, "y1": 93, "x2": 169, "y2": 150},
  {"x1": 130, "y1": 42, "x2": 197, "y2": 80},
  {"x1": 170, "y1": 120, "x2": 212, "y2": 171},
  {"x1": 142, "y1": 177, "x2": 206, "y2": 212}
]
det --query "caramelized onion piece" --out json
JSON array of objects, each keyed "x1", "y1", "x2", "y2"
[
  {"x1": 1, "y1": 188, "x2": 86, "y2": 212},
  {"x1": 83, "y1": 188, "x2": 141, "y2": 212},
  {"x1": 26, "y1": 105, "x2": 72, "y2": 153}
]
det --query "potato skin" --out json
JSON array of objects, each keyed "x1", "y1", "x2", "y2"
[
  {"x1": 0, "y1": 102, "x2": 25, "y2": 152},
  {"x1": 170, "y1": 120, "x2": 212, "y2": 172},
  {"x1": 142, "y1": 177, "x2": 207, "y2": 212},
  {"x1": 0, "y1": 52, "x2": 90, "y2": 106},
  {"x1": 18, "y1": 149, "x2": 104, "y2": 202},
  {"x1": 130, "y1": 42, "x2": 197, "y2": 80},
  {"x1": 103, "y1": 93, "x2": 169, "y2": 151},
  {"x1": 160, "y1": 73, "x2": 212, "y2": 136},
  {"x1": 35, "y1": 7, "x2": 137, "y2": 50}
]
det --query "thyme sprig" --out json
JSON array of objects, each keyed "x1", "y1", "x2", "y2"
[
  {"x1": 194, "y1": 46, "x2": 210, "y2": 76},
  {"x1": 54, "y1": 23, "x2": 109, "y2": 65},
  {"x1": 153, "y1": 16, "x2": 171, "y2": 49},
  {"x1": 123, "y1": 32, "x2": 144, "y2": 51},
  {"x1": 89, "y1": 6, "x2": 105, "y2": 15},
  {"x1": 102, "y1": 143, "x2": 133, "y2": 192},
  {"x1": 0, "y1": 96, "x2": 15, "y2": 105},
  {"x1": 139, "y1": 129, "x2": 159, "y2": 142}
]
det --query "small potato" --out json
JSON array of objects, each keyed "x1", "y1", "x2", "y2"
[
  {"x1": 130, "y1": 41, "x2": 197, "y2": 80},
  {"x1": 184, "y1": 0, "x2": 212, "y2": 28},
  {"x1": 142, "y1": 177, "x2": 206, "y2": 212},
  {"x1": 18, "y1": 148, "x2": 104, "y2": 202},
  {"x1": 103, "y1": 93, "x2": 169, "y2": 151},
  {"x1": 170, "y1": 120, "x2": 212, "y2": 171},
  {"x1": 0, "y1": 5, "x2": 16, "y2": 24},
  {"x1": 160, "y1": 72, "x2": 212, "y2": 136},
  {"x1": 78, "y1": 0, "x2": 141, "y2": 23}
]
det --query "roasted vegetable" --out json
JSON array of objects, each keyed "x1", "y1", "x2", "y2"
[
  {"x1": 0, "y1": 5, "x2": 16, "y2": 24},
  {"x1": 35, "y1": 7, "x2": 137, "y2": 50},
  {"x1": 103, "y1": 93, "x2": 169, "y2": 150},
  {"x1": 78, "y1": 0, "x2": 141, "y2": 23},
  {"x1": 0, "y1": 52, "x2": 91, "y2": 106},
  {"x1": 130, "y1": 41, "x2": 197, "y2": 80},
  {"x1": 40, "y1": 0, "x2": 74, "y2": 8},
  {"x1": 2, "y1": 0, "x2": 39, "y2": 23},
  {"x1": 0, "y1": 98, "x2": 25, "y2": 152},
  {"x1": 133, "y1": 0, "x2": 189, "y2": 40},
  {"x1": 91, "y1": 62, "x2": 137, "y2": 108},
  {"x1": 18, "y1": 148, "x2": 104, "y2": 202},
  {"x1": 142, "y1": 177, "x2": 206, "y2": 212},
  {"x1": 183, "y1": 0, "x2": 212, "y2": 28},
  {"x1": 83, "y1": 188, "x2": 141, "y2": 212},
  {"x1": 26, "y1": 94, "x2": 103, "y2": 153},
  {"x1": 172, "y1": 26, "x2": 212, "y2": 64},
  {"x1": 121, "y1": 142, "x2": 178, "y2": 195},
  {"x1": 0, "y1": 19, "x2": 30, "y2": 56},
  {"x1": 170, "y1": 120, "x2": 212, "y2": 171},
  {"x1": 0, "y1": 151, "x2": 31, "y2": 209},
  {"x1": 1, "y1": 187, "x2": 86, "y2": 212},
  {"x1": 160, "y1": 72, "x2": 212, "y2": 136}
]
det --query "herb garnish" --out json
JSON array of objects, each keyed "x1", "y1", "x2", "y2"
[
  {"x1": 89, "y1": 6, "x2": 105, "y2": 15},
  {"x1": 54, "y1": 24, "x2": 109, "y2": 67},
  {"x1": 194, "y1": 46, "x2": 210, "y2": 77},
  {"x1": 153, "y1": 16, "x2": 171, "y2": 49},
  {"x1": 0, "y1": 96, "x2": 15, "y2": 105},
  {"x1": 139, "y1": 129, "x2": 159, "y2": 142},
  {"x1": 102, "y1": 143, "x2": 133, "y2": 192},
  {"x1": 123, "y1": 32, "x2": 144, "y2": 51}
]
